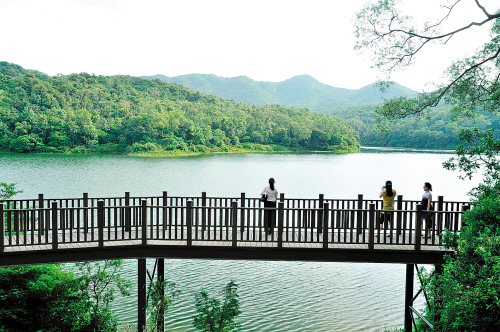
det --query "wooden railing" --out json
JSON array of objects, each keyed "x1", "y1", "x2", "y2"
[{"x1": 0, "y1": 192, "x2": 470, "y2": 253}]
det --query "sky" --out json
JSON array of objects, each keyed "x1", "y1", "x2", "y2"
[{"x1": 1, "y1": 0, "x2": 498, "y2": 91}]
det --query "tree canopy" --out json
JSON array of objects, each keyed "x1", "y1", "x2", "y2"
[
  {"x1": 355, "y1": 0, "x2": 500, "y2": 122},
  {"x1": 0, "y1": 62, "x2": 359, "y2": 155},
  {"x1": 355, "y1": 0, "x2": 500, "y2": 176}
]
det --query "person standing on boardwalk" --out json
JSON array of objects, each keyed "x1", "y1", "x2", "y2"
[
  {"x1": 422, "y1": 182, "x2": 433, "y2": 238},
  {"x1": 261, "y1": 178, "x2": 278, "y2": 235},
  {"x1": 378, "y1": 180, "x2": 396, "y2": 237}
]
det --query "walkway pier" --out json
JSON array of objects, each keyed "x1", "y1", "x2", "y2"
[{"x1": 0, "y1": 192, "x2": 469, "y2": 331}]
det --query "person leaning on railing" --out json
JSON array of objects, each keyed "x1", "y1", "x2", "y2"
[
  {"x1": 261, "y1": 178, "x2": 278, "y2": 235},
  {"x1": 378, "y1": 180, "x2": 396, "y2": 237},
  {"x1": 421, "y1": 182, "x2": 434, "y2": 238}
]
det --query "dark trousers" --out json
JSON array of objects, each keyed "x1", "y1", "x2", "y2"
[
  {"x1": 264, "y1": 201, "x2": 277, "y2": 233},
  {"x1": 379, "y1": 211, "x2": 393, "y2": 228}
]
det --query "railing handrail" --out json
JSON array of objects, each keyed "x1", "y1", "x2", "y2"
[{"x1": 0, "y1": 194, "x2": 470, "y2": 205}]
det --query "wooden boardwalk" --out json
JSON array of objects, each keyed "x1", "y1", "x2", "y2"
[
  {"x1": 1, "y1": 192, "x2": 463, "y2": 332},
  {"x1": 0, "y1": 193, "x2": 465, "y2": 266}
]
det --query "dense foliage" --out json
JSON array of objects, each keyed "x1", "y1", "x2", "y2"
[
  {"x1": 193, "y1": 281, "x2": 241, "y2": 332},
  {"x1": 0, "y1": 262, "x2": 131, "y2": 332},
  {"x1": 418, "y1": 186, "x2": 500, "y2": 331},
  {"x1": 0, "y1": 251, "x2": 130, "y2": 331},
  {"x1": 0, "y1": 181, "x2": 22, "y2": 200},
  {"x1": 148, "y1": 71, "x2": 500, "y2": 150},
  {"x1": 332, "y1": 104, "x2": 500, "y2": 149},
  {"x1": 76, "y1": 260, "x2": 131, "y2": 331},
  {"x1": 0, "y1": 265, "x2": 92, "y2": 331},
  {"x1": 0, "y1": 62, "x2": 359, "y2": 154},
  {"x1": 146, "y1": 279, "x2": 180, "y2": 331}
]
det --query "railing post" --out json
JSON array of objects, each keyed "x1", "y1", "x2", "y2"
[
  {"x1": 277, "y1": 201, "x2": 284, "y2": 248},
  {"x1": 162, "y1": 191, "x2": 168, "y2": 230},
  {"x1": 280, "y1": 193, "x2": 285, "y2": 203},
  {"x1": 396, "y1": 195, "x2": 403, "y2": 236},
  {"x1": 52, "y1": 201, "x2": 58, "y2": 250},
  {"x1": 356, "y1": 194, "x2": 363, "y2": 237},
  {"x1": 38, "y1": 194, "x2": 44, "y2": 234},
  {"x1": 0, "y1": 203, "x2": 4, "y2": 253},
  {"x1": 83, "y1": 192, "x2": 89, "y2": 233},
  {"x1": 201, "y1": 192, "x2": 206, "y2": 232},
  {"x1": 437, "y1": 196, "x2": 444, "y2": 233},
  {"x1": 240, "y1": 192, "x2": 245, "y2": 235},
  {"x1": 232, "y1": 201, "x2": 238, "y2": 247},
  {"x1": 141, "y1": 199, "x2": 147, "y2": 245},
  {"x1": 416, "y1": 204, "x2": 422, "y2": 252},
  {"x1": 461, "y1": 204, "x2": 470, "y2": 231},
  {"x1": 323, "y1": 202, "x2": 329, "y2": 249},
  {"x1": 318, "y1": 194, "x2": 324, "y2": 234},
  {"x1": 187, "y1": 200, "x2": 193, "y2": 246},
  {"x1": 125, "y1": 192, "x2": 131, "y2": 232},
  {"x1": 368, "y1": 203, "x2": 375, "y2": 250},
  {"x1": 98, "y1": 200, "x2": 104, "y2": 247}
]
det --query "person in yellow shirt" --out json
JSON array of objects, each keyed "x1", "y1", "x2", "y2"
[{"x1": 378, "y1": 180, "x2": 396, "y2": 237}]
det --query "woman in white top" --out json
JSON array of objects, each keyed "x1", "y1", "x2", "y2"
[{"x1": 261, "y1": 178, "x2": 278, "y2": 235}]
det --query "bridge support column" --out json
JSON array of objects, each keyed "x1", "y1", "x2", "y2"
[
  {"x1": 405, "y1": 263, "x2": 414, "y2": 332},
  {"x1": 435, "y1": 264, "x2": 442, "y2": 277},
  {"x1": 138, "y1": 258, "x2": 147, "y2": 332},
  {"x1": 157, "y1": 258, "x2": 165, "y2": 332}
]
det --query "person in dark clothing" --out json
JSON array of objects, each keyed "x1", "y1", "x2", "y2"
[
  {"x1": 261, "y1": 178, "x2": 278, "y2": 235},
  {"x1": 422, "y1": 182, "x2": 433, "y2": 238}
]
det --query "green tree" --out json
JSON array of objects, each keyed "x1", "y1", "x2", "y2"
[
  {"x1": 75, "y1": 260, "x2": 132, "y2": 331},
  {"x1": 9, "y1": 134, "x2": 40, "y2": 152},
  {"x1": 0, "y1": 265, "x2": 91, "y2": 331},
  {"x1": 0, "y1": 182, "x2": 22, "y2": 199},
  {"x1": 355, "y1": 0, "x2": 500, "y2": 123},
  {"x1": 418, "y1": 191, "x2": 500, "y2": 331},
  {"x1": 193, "y1": 281, "x2": 241, "y2": 332},
  {"x1": 146, "y1": 279, "x2": 180, "y2": 331}
]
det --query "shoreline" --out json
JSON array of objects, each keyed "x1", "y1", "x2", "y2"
[{"x1": 0, "y1": 147, "x2": 359, "y2": 158}]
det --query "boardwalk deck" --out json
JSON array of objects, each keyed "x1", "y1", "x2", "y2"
[
  {"x1": 2, "y1": 229, "x2": 450, "y2": 251},
  {"x1": 0, "y1": 229, "x2": 452, "y2": 267}
]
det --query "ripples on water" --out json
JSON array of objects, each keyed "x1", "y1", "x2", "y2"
[{"x1": 103, "y1": 259, "x2": 427, "y2": 332}]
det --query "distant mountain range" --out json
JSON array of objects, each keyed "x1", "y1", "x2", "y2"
[{"x1": 144, "y1": 73, "x2": 417, "y2": 114}]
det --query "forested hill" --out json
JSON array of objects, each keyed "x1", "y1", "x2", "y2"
[
  {"x1": 146, "y1": 73, "x2": 496, "y2": 150},
  {"x1": 145, "y1": 73, "x2": 416, "y2": 112},
  {"x1": 333, "y1": 104, "x2": 500, "y2": 149},
  {"x1": 0, "y1": 62, "x2": 359, "y2": 154}
]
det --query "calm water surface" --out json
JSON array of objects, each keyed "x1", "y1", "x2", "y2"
[{"x1": 0, "y1": 149, "x2": 480, "y2": 331}]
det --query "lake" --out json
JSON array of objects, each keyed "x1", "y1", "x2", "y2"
[{"x1": 0, "y1": 148, "x2": 480, "y2": 331}]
